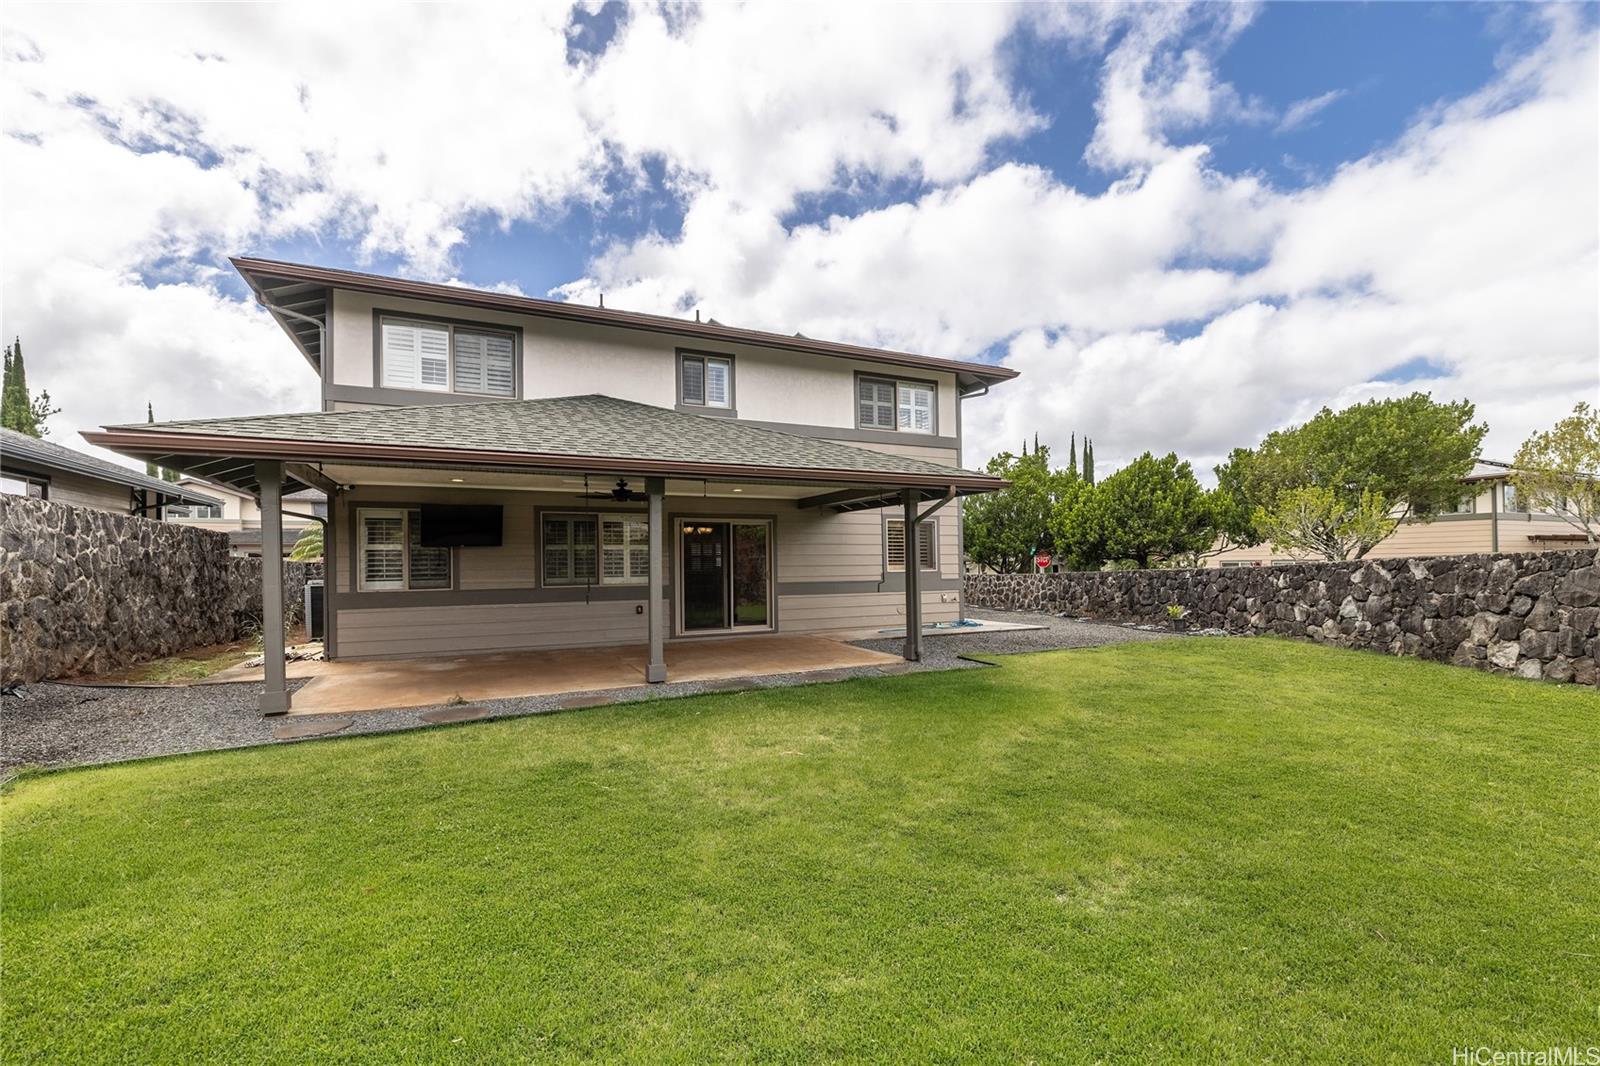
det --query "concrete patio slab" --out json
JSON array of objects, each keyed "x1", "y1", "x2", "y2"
[{"x1": 284, "y1": 634, "x2": 901, "y2": 716}]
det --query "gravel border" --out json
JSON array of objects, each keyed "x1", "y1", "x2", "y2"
[{"x1": 1, "y1": 610, "x2": 1169, "y2": 773}]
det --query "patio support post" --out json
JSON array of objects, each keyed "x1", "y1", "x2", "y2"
[
  {"x1": 257, "y1": 460, "x2": 291, "y2": 715},
  {"x1": 646, "y1": 476, "x2": 667, "y2": 683},
  {"x1": 903, "y1": 489, "x2": 923, "y2": 662}
]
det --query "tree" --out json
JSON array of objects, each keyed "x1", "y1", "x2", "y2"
[
  {"x1": 1, "y1": 337, "x2": 59, "y2": 438},
  {"x1": 1510, "y1": 402, "x2": 1600, "y2": 543},
  {"x1": 146, "y1": 403, "x2": 159, "y2": 478},
  {"x1": 963, "y1": 445, "x2": 1073, "y2": 573},
  {"x1": 1067, "y1": 433, "x2": 1078, "y2": 479},
  {"x1": 1254, "y1": 486, "x2": 1396, "y2": 561},
  {"x1": 1242, "y1": 393, "x2": 1486, "y2": 560},
  {"x1": 1083, "y1": 439, "x2": 1095, "y2": 485},
  {"x1": 1204, "y1": 448, "x2": 1264, "y2": 557},
  {"x1": 1084, "y1": 452, "x2": 1216, "y2": 569},
  {"x1": 1050, "y1": 474, "x2": 1106, "y2": 570},
  {"x1": 288, "y1": 523, "x2": 325, "y2": 562}
]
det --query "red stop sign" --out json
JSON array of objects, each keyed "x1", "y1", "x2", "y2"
[{"x1": 1035, "y1": 552, "x2": 1053, "y2": 569}]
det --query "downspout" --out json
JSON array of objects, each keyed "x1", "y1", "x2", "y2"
[{"x1": 258, "y1": 297, "x2": 327, "y2": 385}]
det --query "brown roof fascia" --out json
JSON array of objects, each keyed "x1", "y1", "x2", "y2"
[
  {"x1": 230, "y1": 257, "x2": 1020, "y2": 388},
  {"x1": 81, "y1": 428, "x2": 1009, "y2": 491}
]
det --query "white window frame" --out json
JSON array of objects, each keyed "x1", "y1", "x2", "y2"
[
  {"x1": 542, "y1": 512, "x2": 648, "y2": 586},
  {"x1": 679, "y1": 352, "x2": 733, "y2": 410},
  {"x1": 885, "y1": 518, "x2": 937, "y2": 573},
  {"x1": 379, "y1": 315, "x2": 518, "y2": 398},
  {"x1": 357, "y1": 508, "x2": 453, "y2": 592}
]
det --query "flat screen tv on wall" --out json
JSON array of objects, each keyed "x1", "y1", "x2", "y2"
[{"x1": 420, "y1": 504, "x2": 503, "y2": 547}]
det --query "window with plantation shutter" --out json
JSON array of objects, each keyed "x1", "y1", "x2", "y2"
[
  {"x1": 381, "y1": 321, "x2": 450, "y2": 391},
  {"x1": 885, "y1": 519, "x2": 936, "y2": 572},
  {"x1": 898, "y1": 382, "x2": 934, "y2": 434},
  {"x1": 679, "y1": 353, "x2": 731, "y2": 409},
  {"x1": 543, "y1": 513, "x2": 646, "y2": 586},
  {"x1": 358, "y1": 508, "x2": 452, "y2": 591},
  {"x1": 452, "y1": 329, "x2": 515, "y2": 396},
  {"x1": 379, "y1": 315, "x2": 518, "y2": 398},
  {"x1": 360, "y1": 510, "x2": 406, "y2": 590},
  {"x1": 858, "y1": 377, "x2": 896, "y2": 429}
]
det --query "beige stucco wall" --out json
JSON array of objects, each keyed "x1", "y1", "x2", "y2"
[
  {"x1": 328, "y1": 289, "x2": 960, "y2": 437},
  {"x1": 327, "y1": 483, "x2": 959, "y2": 658}
]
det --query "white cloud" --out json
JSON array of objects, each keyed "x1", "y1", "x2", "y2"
[
  {"x1": 1276, "y1": 89, "x2": 1346, "y2": 133},
  {"x1": 0, "y1": 0, "x2": 1592, "y2": 494}
]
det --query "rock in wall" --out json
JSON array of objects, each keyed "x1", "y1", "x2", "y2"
[
  {"x1": 964, "y1": 550, "x2": 1599, "y2": 685},
  {"x1": 1, "y1": 494, "x2": 319, "y2": 683}
]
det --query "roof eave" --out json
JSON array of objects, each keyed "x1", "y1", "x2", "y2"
[
  {"x1": 82, "y1": 427, "x2": 1009, "y2": 494},
  {"x1": 231, "y1": 257, "x2": 1020, "y2": 389}
]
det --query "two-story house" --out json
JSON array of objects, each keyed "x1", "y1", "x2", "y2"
[{"x1": 86, "y1": 258, "x2": 1016, "y2": 713}]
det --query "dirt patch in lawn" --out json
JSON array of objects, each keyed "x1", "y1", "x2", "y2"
[{"x1": 68, "y1": 626, "x2": 308, "y2": 686}]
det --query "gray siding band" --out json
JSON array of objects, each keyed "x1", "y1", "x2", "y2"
[
  {"x1": 777, "y1": 576, "x2": 961, "y2": 596},
  {"x1": 332, "y1": 585, "x2": 666, "y2": 610}
]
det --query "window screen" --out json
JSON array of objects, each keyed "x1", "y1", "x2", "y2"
[
  {"x1": 381, "y1": 321, "x2": 450, "y2": 391},
  {"x1": 452, "y1": 330, "x2": 515, "y2": 396},
  {"x1": 858, "y1": 377, "x2": 895, "y2": 429}
]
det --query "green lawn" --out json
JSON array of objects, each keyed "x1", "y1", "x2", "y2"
[{"x1": 3, "y1": 640, "x2": 1595, "y2": 1064}]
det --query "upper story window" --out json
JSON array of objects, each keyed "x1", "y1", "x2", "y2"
[
  {"x1": 380, "y1": 316, "x2": 516, "y2": 397},
  {"x1": 858, "y1": 375, "x2": 936, "y2": 434},
  {"x1": 1451, "y1": 492, "x2": 1477, "y2": 514},
  {"x1": 679, "y1": 352, "x2": 733, "y2": 410},
  {"x1": 165, "y1": 503, "x2": 222, "y2": 519},
  {"x1": 1501, "y1": 483, "x2": 1521, "y2": 513}
]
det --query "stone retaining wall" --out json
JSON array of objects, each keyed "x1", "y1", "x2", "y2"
[
  {"x1": 965, "y1": 549, "x2": 1599, "y2": 685},
  {"x1": 1, "y1": 494, "x2": 320, "y2": 683}
]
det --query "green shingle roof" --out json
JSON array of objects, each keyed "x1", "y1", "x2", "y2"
[{"x1": 102, "y1": 395, "x2": 994, "y2": 484}]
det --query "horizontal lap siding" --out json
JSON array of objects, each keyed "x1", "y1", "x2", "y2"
[
  {"x1": 778, "y1": 591, "x2": 958, "y2": 633},
  {"x1": 335, "y1": 601, "x2": 645, "y2": 658}
]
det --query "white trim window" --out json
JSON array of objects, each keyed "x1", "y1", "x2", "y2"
[
  {"x1": 544, "y1": 512, "x2": 648, "y2": 586},
  {"x1": 897, "y1": 382, "x2": 934, "y2": 434},
  {"x1": 380, "y1": 317, "x2": 515, "y2": 397},
  {"x1": 886, "y1": 519, "x2": 936, "y2": 572},
  {"x1": 681, "y1": 353, "x2": 732, "y2": 409},
  {"x1": 358, "y1": 508, "x2": 451, "y2": 591}
]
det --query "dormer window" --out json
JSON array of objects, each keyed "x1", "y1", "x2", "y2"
[
  {"x1": 379, "y1": 315, "x2": 517, "y2": 397},
  {"x1": 679, "y1": 351, "x2": 733, "y2": 411},
  {"x1": 858, "y1": 375, "x2": 936, "y2": 434}
]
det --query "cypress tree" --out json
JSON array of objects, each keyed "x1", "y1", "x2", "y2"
[
  {"x1": 146, "y1": 403, "x2": 159, "y2": 477},
  {"x1": 1084, "y1": 439, "x2": 1096, "y2": 485},
  {"x1": 1068, "y1": 433, "x2": 1078, "y2": 479}
]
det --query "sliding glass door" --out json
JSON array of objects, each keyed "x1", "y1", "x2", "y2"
[{"x1": 677, "y1": 519, "x2": 772, "y2": 633}]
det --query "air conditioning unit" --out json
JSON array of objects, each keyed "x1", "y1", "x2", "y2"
[{"x1": 304, "y1": 579, "x2": 325, "y2": 642}]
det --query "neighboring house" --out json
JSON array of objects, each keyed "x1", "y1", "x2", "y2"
[
  {"x1": 1208, "y1": 461, "x2": 1598, "y2": 568},
  {"x1": 86, "y1": 257, "x2": 1017, "y2": 711},
  {"x1": 166, "y1": 476, "x2": 327, "y2": 557},
  {"x1": 0, "y1": 426, "x2": 220, "y2": 517}
]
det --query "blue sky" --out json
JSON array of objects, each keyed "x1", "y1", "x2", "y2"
[{"x1": 2, "y1": 2, "x2": 1596, "y2": 473}]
